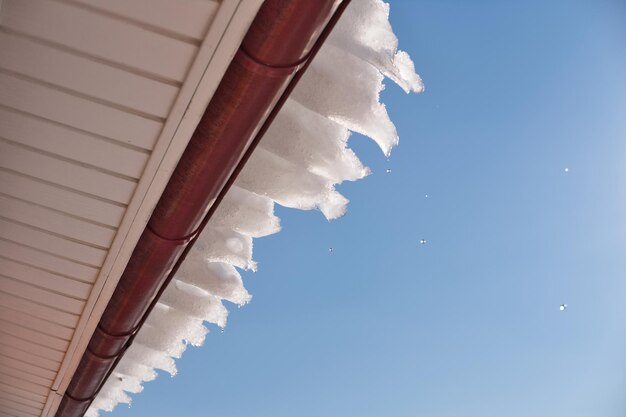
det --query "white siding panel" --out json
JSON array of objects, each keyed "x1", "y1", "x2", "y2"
[
  {"x1": 1, "y1": 0, "x2": 198, "y2": 82},
  {"x1": 0, "y1": 406, "x2": 40, "y2": 417},
  {"x1": 0, "y1": 319, "x2": 69, "y2": 352},
  {"x1": 0, "y1": 170, "x2": 126, "y2": 228},
  {"x1": 0, "y1": 219, "x2": 108, "y2": 267},
  {"x1": 0, "y1": 257, "x2": 91, "y2": 300},
  {"x1": 70, "y1": 0, "x2": 220, "y2": 41},
  {"x1": 0, "y1": 332, "x2": 65, "y2": 363},
  {"x1": 0, "y1": 307, "x2": 74, "y2": 341},
  {"x1": 0, "y1": 370, "x2": 51, "y2": 397},
  {"x1": 0, "y1": 358, "x2": 55, "y2": 386},
  {"x1": 0, "y1": 382, "x2": 46, "y2": 406},
  {"x1": 0, "y1": 140, "x2": 137, "y2": 205},
  {"x1": 0, "y1": 389, "x2": 46, "y2": 412},
  {"x1": 0, "y1": 72, "x2": 162, "y2": 151},
  {"x1": 0, "y1": 291, "x2": 79, "y2": 329},
  {"x1": 0, "y1": 407, "x2": 41, "y2": 417},
  {"x1": 0, "y1": 240, "x2": 99, "y2": 283},
  {"x1": 0, "y1": 107, "x2": 150, "y2": 179},
  {"x1": 0, "y1": 369, "x2": 50, "y2": 393},
  {"x1": 0, "y1": 396, "x2": 43, "y2": 417},
  {"x1": 0, "y1": 277, "x2": 84, "y2": 316},
  {"x1": 0, "y1": 31, "x2": 179, "y2": 118},
  {"x1": 0, "y1": 195, "x2": 116, "y2": 249},
  {"x1": 0, "y1": 345, "x2": 60, "y2": 374}
]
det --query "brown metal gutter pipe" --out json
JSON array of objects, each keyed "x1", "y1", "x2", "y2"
[{"x1": 55, "y1": 1, "x2": 347, "y2": 416}]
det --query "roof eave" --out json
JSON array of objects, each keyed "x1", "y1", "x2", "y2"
[{"x1": 54, "y1": 1, "x2": 350, "y2": 416}]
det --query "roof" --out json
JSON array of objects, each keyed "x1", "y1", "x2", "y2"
[
  {"x1": 0, "y1": 0, "x2": 422, "y2": 416},
  {"x1": 85, "y1": 0, "x2": 422, "y2": 415}
]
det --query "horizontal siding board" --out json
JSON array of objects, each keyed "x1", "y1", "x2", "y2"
[
  {"x1": 0, "y1": 408, "x2": 39, "y2": 417},
  {"x1": 0, "y1": 396, "x2": 43, "y2": 417},
  {"x1": 0, "y1": 31, "x2": 179, "y2": 118},
  {"x1": 0, "y1": 399, "x2": 43, "y2": 417},
  {"x1": 0, "y1": 390, "x2": 45, "y2": 411},
  {"x1": 0, "y1": 195, "x2": 116, "y2": 249},
  {"x1": 0, "y1": 352, "x2": 60, "y2": 384},
  {"x1": 0, "y1": 195, "x2": 116, "y2": 248},
  {"x1": 0, "y1": 346, "x2": 60, "y2": 375},
  {"x1": 0, "y1": 331, "x2": 65, "y2": 363},
  {"x1": 0, "y1": 291, "x2": 79, "y2": 329},
  {"x1": 0, "y1": 396, "x2": 44, "y2": 417},
  {"x1": 0, "y1": 240, "x2": 99, "y2": 284},
  {"x1": 0, "y1": 72, "x2": 162, "y2": 151},
  {"x1": 0, "y1": 365, "x2": 53, "y2": 390},
  {"x1": 0, "y1": 277, "x2": 84, "y2": 315},
  {"x1": 0, "y1": 218, "x2": 107, "y2": 267},
  {"x1": 0, "y1": 140, "x2": 137, "y2": 206},
  {"x1": 71, "y1": 0, "x2": 219, "y2": 41},
  {"x1": 0, "y1": 257, "x2": 92, "y2": 300},
  {"x1": 0, "y1": 382, "x2": 47, "y2": 405},
  {"x1": 0, "y1": 307, "x2": 74, "y2": 341},
  {"x1": 0, "y1": 319, "x2": 69, "y2": 352},
  {"x1": 0, "y1": 169, "x2": 125, "y2": 228},
  {"x1": 2, "y1": 0, "x2": 198, "y2": 82},
  {"x1": 0, "y1": 106, "x2": 150, "y2": 179}
]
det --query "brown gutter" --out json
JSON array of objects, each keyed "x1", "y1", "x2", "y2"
[{"x1": 55, "y1": 1, "x2": 350, "y2": 416}]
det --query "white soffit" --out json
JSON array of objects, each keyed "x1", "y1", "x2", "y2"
[{"x1": 0, "y1": 0, "x2": 263, "y2": 416}]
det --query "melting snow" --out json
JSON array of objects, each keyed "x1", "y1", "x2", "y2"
[{"x1": 86, "y1": 1, "x2": 422, "y2": 415}]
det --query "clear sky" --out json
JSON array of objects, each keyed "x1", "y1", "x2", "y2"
[{"x1": 110, "y1": 1, "x2": 626, "y2": 416}]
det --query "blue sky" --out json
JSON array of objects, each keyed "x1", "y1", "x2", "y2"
[{"x1": 110, "y1": 1, "x2": 626, "y2": 416}]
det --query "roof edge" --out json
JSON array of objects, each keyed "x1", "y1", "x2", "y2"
[{"x1": 54, "y1": 1, "x2": 350, "y2": 416}]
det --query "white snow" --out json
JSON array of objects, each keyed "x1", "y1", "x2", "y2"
[{"x1": 85, "y1": 1, "x2": 421, "y2": 415}]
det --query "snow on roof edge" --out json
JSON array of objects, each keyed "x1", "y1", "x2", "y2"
[{"x1": 87, "y1": 1, "x2": 422, "y2": 414}]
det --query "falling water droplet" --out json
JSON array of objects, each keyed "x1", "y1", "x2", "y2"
[
  {"x1": 559, "y1": 304, "x2": 567, "y2": 311},
  {"x1": 424, "y1": 194, "x2": 429, "y2": 198},
  {"x1": 419, "y1": 239, "x2": 427, "y2": 245},
  {"x1": 564, "y1": 168, "x2": 569, "y2": 173},
  {"x1": 386, "y1": 168, "x2": 391, "y2": 173},
  {"x1": 329, "y1": 247, "x2": 333, "y2": 253}
]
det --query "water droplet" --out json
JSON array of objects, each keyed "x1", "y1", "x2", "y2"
[
  {"x1": 424, "y1": 194, "x2": 429, "y2": 198},
  {"x1": 386, "y1": 168, "x2": 391, "y2": 173},
  {"x1": 564, "y1": 167, "x2": 569, "y2": 173},
  {"x1": 559, "y1": 304, "x2": 567, "y2": 311},
  {"x1": 419, "y1": 239, "x2": 427, "y2": 245},
  {"x1": 328, "y1": 247, "x2": 333, "y2": 253}
]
